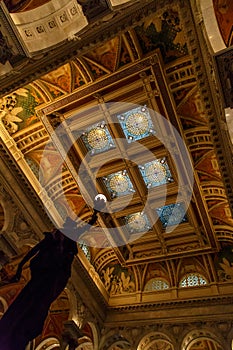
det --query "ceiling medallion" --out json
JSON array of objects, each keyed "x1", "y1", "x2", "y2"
[
  {"x1": 145, "y1": 162, "x2": 166, "y2": 182},
  {"x1": 139, "y1": 158, "x2": 173, "y2": 188},
  {"x1": 87, "y1": 128, "x2": 108, "y2": 150},
  {"x1": 103, "y1": 170, "x2": 135, "y2": 198},
  {"x1": 81, "y1": 121, "x2": 115, "y2": 154},
  {"x1": 156, "y1": 202, "x2": 187, "y2": 228},
  {"x1": 126, "y1": 112, "x2": 149, "y2": 136},
  {"x1": 126, "y1": 212, "x2": 151, "y2": 233},
  {"x1": 109, "y1": 174, "x2": 129, "y2": 193},
  {"x1": 117, "y1": 106, "x2": 155, "y2": 142}
]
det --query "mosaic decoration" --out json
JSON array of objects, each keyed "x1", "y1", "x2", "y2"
[
  {"x1": 0, "y1": 88, "x2": 38, "y2": 134},
  {"x1": 25, "y1": 156, "x2": 39, "y2": 179},
  {"x1": 41, "y1": 64, "x2": 72, "y2": 93},
  {"x1": 16, "y1": 87, "x2": 39, "y2": 129},
  {"x1": 81, "y1": 121, "x2": 115, "y2": 155},
  {"x1": 139, "y1": 157, "x2": 173, "y2": 188},
  {"x1": 118, "y1": 39, "x2": 132, "y2": 67},
  {"x1": 179, "y1": 273, "x2": 207, "y2": 287},
  {"x1": 117, "y1": 106, "x2": 155, "y2": 142},
  {"x1": 83, "y1": 57, "x2": 108, "y2": 79},
  {"x1": 85, "y1": 37, "x2": 120, "y2": 72},
  {"x1": 72, "y1": 61, "x2": 87, "y2": 89},
  {"x1": 103, "y1": 170, "x2": 135, "y2": 198},
  {"x1": 29, "y1": 83, "x2": 47, "y2": 105},
  {"x1": 135, "y1": 9, "x2": 188, "y2": 63},
  {"x1": 178, "y1": 90, "x2": 208, "y2": 130},
  {"x1": 125, "y1": 212, "x2": 151, "y2": 233},
  {"x1": 144, "y1": 278, "x2": 169, "y2": 291},
  {"x1": 156, "y1": 202, "x2": 187, "y2": 228}
]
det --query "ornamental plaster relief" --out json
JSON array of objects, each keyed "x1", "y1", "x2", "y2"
[{"x1": 10, "y1": 0, "x2": 88, "y2": 52}]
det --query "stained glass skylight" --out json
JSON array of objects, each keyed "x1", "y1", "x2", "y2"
[
  {"x1": 179, "y1": 273, "x2": 207, "y2": 287},
  {"x1": 79, "y1": 240, "x2": 91, "y2": 261},
  {"x1": 144, "y1": 278, "x2": 170, "y2": 291},
  {"x1": 117, "y1": 106, "x2": 155, "y2": 142},
  {"x1": 125, "y1": 212, "x2": 151, "y2": 233},
  {"x1": 81, "y1": 121, "x2": 115, "y2": 154},
  {"x1": 103, "y1": 170, "x2": 135, "y2": 198},
  {"x1": 156, "y1": 202, "x2": 187, "y2": 227},
  {"x1": 139, "y1": 157, "x2": 173, "y2": 188}
]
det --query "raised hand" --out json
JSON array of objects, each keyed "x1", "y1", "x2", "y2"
[{"x1": 94, "y1": 195, "x2": 106, "y2": 213}]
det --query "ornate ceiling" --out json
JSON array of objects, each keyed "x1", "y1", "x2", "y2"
[
  {"x1": 4, "y1": 0, "x2": 51, "y2": 12},
  {"x1": 1, "y1": 0, "x2": 233, "y2": 349}
]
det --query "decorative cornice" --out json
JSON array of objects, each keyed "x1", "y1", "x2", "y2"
[
  {"x1": 0, "y1": 0, "x2": 171, "y2": 96},
  {"x1": 108, "y1": 294, "x2": 233, "y2": 312}
]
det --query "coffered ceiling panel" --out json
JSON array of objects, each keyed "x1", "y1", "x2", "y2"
[
  {"x1": 1, "y1": 0, "x2": 233, "y2": 313},
  {"x1": 36, "y1": 52, "x2": 218, "y2": 267}
]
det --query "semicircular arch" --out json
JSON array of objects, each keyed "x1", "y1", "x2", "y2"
[
  {"x1": 137, "y1": 331, "x2": 174, "y2": 350},
  {"x1": 181, "y1": 328, "x2": 225, "y2": 350}
]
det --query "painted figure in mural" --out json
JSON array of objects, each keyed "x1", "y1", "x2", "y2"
[{"x1": 0, "y1": 197, "x2": 105, "y2": 350}]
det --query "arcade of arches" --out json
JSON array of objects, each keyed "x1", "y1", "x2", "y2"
[{"x1": 0, "y1": 0, "x2": 233, "y2": 349}]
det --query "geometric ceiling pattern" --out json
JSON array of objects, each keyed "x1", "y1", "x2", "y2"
[
  {"x1": 1, "y1": 2, "x2": 232, "y2": 268},
  {"x1": 1, "y1": 1, "x2": 233, "y2": 349},
  {"x1": 1, "y1": 0, "x2": 232, "y2": 266}
]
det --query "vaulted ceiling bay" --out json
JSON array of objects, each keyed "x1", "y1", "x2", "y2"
[{"x1": 1, "y1": 0, "x2": 233, "y2": 349}]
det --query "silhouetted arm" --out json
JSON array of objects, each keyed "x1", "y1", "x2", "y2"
[
  {"x1": 12, "y1": 238, "x2": 48, "y2": 282},
  {"x1": 77, "y1": 210, "x2": 99, "y2": 236}
]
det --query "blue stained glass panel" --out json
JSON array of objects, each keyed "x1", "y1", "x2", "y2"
[
  {"x1": 139, "y1": 157, "x2": 173, "y2": 188},
  {"x1": 117, "y1": 106, "x2": 155, "y2": 142},
  {"x1": 156, "y1": 202, "x2": 187, "y2": 228}
]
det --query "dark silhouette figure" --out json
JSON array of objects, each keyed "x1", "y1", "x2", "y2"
[{"x1": 0, "y1": 199, "x2": 104, "y2": 350}]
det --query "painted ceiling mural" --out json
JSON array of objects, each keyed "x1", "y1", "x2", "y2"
[
  {"x1": 0, "y1": 2, "x2": 233, "y2": 349},
  {"x1": 1, "y1": 3, "x2": 232, "y2": 277},
  {"x1": 213, "y1": 0, "x2": 233, "y2": 46},
  {"x1": 4, "y1": 0, "x2": 51, "y2": 12}
]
